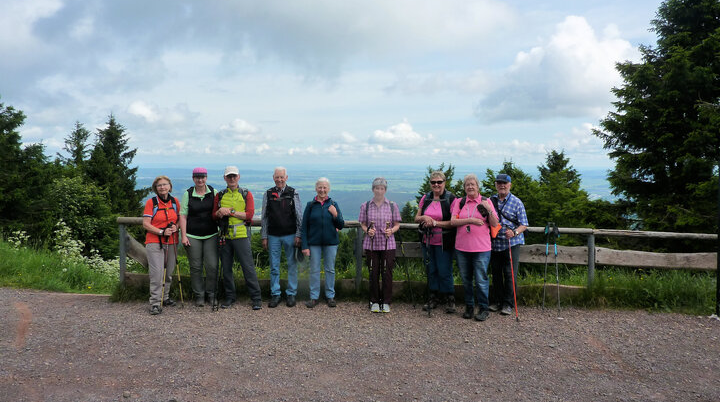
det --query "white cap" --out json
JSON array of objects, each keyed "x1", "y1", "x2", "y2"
[{"x1": 223, "y1": 166, "x2": 240, "y2": 177}]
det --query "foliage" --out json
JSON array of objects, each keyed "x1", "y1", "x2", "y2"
[
  {"x1": 57, "y1": 121, "x2": 91, "y2": 168},
  {"x1": 0, "y1": 100, "x2": 53, "y2": 239},
  {"x1": 47, "y1": 175, "x2": 118, "y2": 258},
  {"x1": 400, "y1": 201, "x2": 416, "y2": 223},
  {"x1": 594, "y1": 0, "x2": 720, "y2": 234},
  {"x1": 85, "y1": 114, "x2": 149, "y2": 216},
  {"x1": 519, "y1": 265, "x2": 716, "y2": 315},
  {"x1": 0, "y1": 237, "x2": 116, "y2": 293}
]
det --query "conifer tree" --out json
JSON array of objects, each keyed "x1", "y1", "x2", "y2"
[
  {"x1": 86, "y1": 114, "x2": 148, "y2": 216},
  {"x1": 594, "y1": 0, "x2": 720, "y2": 233},
  {"x1": 58, "y1": 121, "x2": 91, "y2": 168},
  {"x1": 0, "y1": 100, "x2": 51, "y2": 233}
]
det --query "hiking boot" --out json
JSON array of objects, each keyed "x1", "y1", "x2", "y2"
[
  {"x1": 252, "y1": 300, "x2": 262, "y2": 310},
  {"x1": 445, "y1": 296, "x2": 456, "y2": 314},
  {"x1": 462, "y1": 305, "x2": 474, "y2": 319},
  {"x1": 305, "y1": 299, "x2": 319, "y2": 308},
  {"x1": 381, "y1": 304, "x2": 390, "y2": 313},
  {"x1": 474, "y1": 309, "x2": 490, "y2": 322},
  {"x1": 268, "y1": 295, "x2": 281, "y2": 308},
  {"x1": 370, "y1": 302, "x2": 380, "y2": 313},
  {"x1": 422, "y1": 295, "x2": 438, "y2": 311},
  {"x1": 149, "y1": 305, "x2": 162, "y2": 315},
  {"x1": 500, "y1": 305, "x2": 513, "y2": 316},
  {"x1": 162, "y1": 298, "x2": 176, "y2": 307},
  {"x1": 286, "y1": 295, "x2": 296, "y2": 307},
  {"x1": 488, "y1": 303, "x2": 501, "y2": 312},
  {"x1": 327, "y1": 298, "x2": 337, "y2": 308},
  {"x1": 194, "y1": 294, "x2": 205, "y2": 307},
  {"x1": 220, "y1": 300, "x2": 234, "y2": 309}
]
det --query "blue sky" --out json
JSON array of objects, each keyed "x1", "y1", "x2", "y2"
[{"x1": 1, "y1": 0, "x2": 663, "y2": 169}]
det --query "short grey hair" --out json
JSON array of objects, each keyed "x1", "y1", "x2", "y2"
[
  {"x1": 316, "y1": 177, "x2": 330, "y2": 187},
  {"x1": 463, "y1": 174, "x2": 480, "y2": 188},
  {"x1": 430, "y1": 171, "x2": 446, "y2": 181},
  {"x1": 372, "y1": 177, "x2": 387, "y2": 190},
  {"x1": 273, "y1": 166, "x2": 287, "y2": 176}
]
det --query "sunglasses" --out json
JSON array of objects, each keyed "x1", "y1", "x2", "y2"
[
  {"x1": 430, "y1": 180, "x2": 444, "y2": 185},
  {"x1": 225, "y1": 174, "x2": 238, "y2": 178}
]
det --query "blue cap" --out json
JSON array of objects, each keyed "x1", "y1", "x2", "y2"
[{"x1": 495, "y1": 174, "x2": 511, "y2": 183}]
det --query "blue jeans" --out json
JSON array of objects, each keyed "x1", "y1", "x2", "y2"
[
  {"x1": 422, "y1": 244, "x2": 454, "y2": 295},
  {"x1": 456, "y1": 250, "x2": 491, "y2": 310},
  {"x1": 309, "y1": 245, "x2": 338, "y2": 300},
  {"x1": 268, "y1": 234, "x2": 298, "y2": 297}
]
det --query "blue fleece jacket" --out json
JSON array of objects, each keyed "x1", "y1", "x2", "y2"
[{"x1": 301, "y1": 197, "x2": 345, "y2": 249}]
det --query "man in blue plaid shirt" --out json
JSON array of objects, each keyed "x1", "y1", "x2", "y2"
[{"x1": 489, "y1": 174, "x2": 529, "y2": 315}]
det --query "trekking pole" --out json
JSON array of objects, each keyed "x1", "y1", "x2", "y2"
[
  {"x1": 368, "y1": 222, "x2": 375, "y2": 310},
  {"x1": 213, "y1": 236, "x2": 223, "y2": 312},
  {"x1": 172, "y1": 230, "x2": 184, "y2": 308},
  {"x1": 553, "y1": 224, "x2": 560, "y2": 312},
  {"x1": 160, "y1": 230, "x2": 168, "y2": 310},
  {"x1": 421, "y1": 226, "x2": 432, "y2": 317},
  {"x1": 507, "y1": 236, "x2": 519, "y2": 322},
  {"x1": 400, "y1": 240, "x2": 415, "y2": 309},
  {"x1": 543, "y1": 222, "x2": 552, "y2": 309},
  {"x1": 382, "y1": 222, "x2": 392, "y2": 310}
]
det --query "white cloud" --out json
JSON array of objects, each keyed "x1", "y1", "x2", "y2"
[
  {"x1": 368, "y1": 120, "x2": 431, "y2": 148},
  {"x1": 220, "y1": 118, "x2": 260, "y2": 135},
  {"x1": 218, "y1": 119, "x2": 274, "y2": 143},
  {"x1": 476, "y1": 15, "x2": 639, "y2": 122},
  {"x1": 127, "y1": 101, "x2": 193, "y2": 125}
]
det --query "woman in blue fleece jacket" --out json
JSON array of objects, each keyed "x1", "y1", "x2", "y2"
[{"x1": 301, "y1": 177, "x2": 345, "y2": 308}]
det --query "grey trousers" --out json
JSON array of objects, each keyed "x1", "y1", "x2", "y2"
[
  {"x1": 220, "y1": 237, "x2": 261, "y2": 302},
  {"x1": 186, "y1": 236, "x2": 219, "y2": 299},
  {"x1": 147, "y1": 243, "x2": 176, "y2": 306}
]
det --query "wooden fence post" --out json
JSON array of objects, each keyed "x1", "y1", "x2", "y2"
[
  {"x1": 586, "y1": 233, "x2": 595, "y2": 286},
  {"x1": 118, "y1": 223, "x2": 127, "y2": 285}
]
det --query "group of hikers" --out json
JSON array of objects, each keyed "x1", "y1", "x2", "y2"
[{"x1": 142, "y1": 166, "x2": 528, "y2": 322}]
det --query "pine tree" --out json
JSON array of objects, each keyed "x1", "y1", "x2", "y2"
[
  {"x1": 58, "y1": 121, "x2": 91, "y2": 168},
  {"x1": 594, "y1": 0, "x2": 720, "y2": 233},
  {"x1": 0, "y1": 100, "x2": 52, "y2": 235},
  {"x1": 86, "y1": 114, "x2": 148, "y2": 216}
]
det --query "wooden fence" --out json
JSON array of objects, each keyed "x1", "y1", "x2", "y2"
[{"x1": 117, "y1": 217, "x2": 717, "y2": 291}]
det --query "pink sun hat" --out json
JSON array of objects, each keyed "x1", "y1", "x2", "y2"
[{"x1": 192, "y1": 167, "x2": 208, "y2": 177}]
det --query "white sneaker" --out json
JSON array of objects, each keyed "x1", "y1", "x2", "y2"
[
  {"x1": 371, "y1": 303, "x2": 380, "y2": 313},
  {"x1": 381, "y1": 304, "x2": 390, "y2": 313}
]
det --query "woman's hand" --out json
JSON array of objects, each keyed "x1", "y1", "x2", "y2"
[
  {"x1": 328, "y1": 204, "x2": 338, "y2": 218},
  {"x1": 367, "y1": 227, "x2": 376, "y2": 237},
  {"x1": 302, "y1": 248, "x2": 310, "y2": 257},
  {"x1": 182, "y1": 236, "x2": 191, "y2": 247}
]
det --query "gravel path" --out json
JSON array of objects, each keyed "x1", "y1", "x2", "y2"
[{"x1": 1, "y1": 287, "x2": 719, "y2": 402}]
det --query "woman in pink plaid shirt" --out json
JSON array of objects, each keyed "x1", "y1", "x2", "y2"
[{"x1": 359, "y1": 178, "x2": 401, "y2": 313}]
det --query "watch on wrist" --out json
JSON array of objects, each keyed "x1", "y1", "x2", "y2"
[{"x1": 513, "y1": 229, "x2": 518, "y2": 236}]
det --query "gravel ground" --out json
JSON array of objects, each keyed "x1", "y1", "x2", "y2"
[{"x1": 1, "y1": 287, "x2": 719, "y2": 402}]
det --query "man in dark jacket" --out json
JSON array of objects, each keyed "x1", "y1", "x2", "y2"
[{"x1": 261, "y1": 167, "x2": 303, "y2": 308}]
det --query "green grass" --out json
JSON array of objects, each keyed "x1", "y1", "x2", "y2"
[
  {"x1": 518, "y1": 265, "x2": 716, "y2": 315},
  {"x1": 0, "y1": 240, "x2": 116, "y2": 294},
  {"x1": 1, "y1": 238, "x2": 716, "y2": 315}
]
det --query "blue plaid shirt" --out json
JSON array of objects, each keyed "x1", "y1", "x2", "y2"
[{"x1": 491, "y1": 192, "x2": 528, "y2": 251}]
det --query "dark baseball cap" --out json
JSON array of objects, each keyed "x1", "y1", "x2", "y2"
[{"x1": 495, "y1": 174, "x2": 511, "y2": 183}]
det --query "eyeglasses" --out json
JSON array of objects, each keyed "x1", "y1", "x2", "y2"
[{"x1": 430, "y1": 180, "x2": 444, "y2": 185}]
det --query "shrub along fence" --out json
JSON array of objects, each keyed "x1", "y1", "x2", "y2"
[{"x1": 117, "y1": 217, "x2": 717, "y2": 293}]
